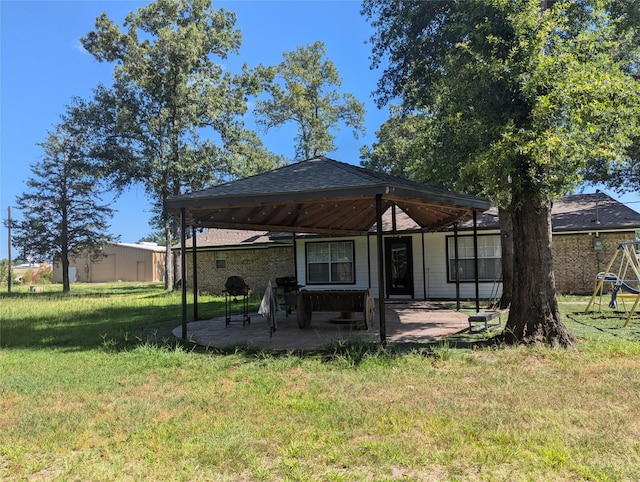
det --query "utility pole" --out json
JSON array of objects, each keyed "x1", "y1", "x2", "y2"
[{"x1": 7, "y1": 206, "x2": 12, "y2": 293}]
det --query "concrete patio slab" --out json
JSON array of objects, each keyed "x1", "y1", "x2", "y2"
[{"x1": 173, "y1": 301, "x2": 471, "y2": 351}]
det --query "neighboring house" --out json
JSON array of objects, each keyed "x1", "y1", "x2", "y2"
[
  {"x1": 458, "y1": 193, "x2": 640, "y2": 295},
  {"x1": 179, "y1": 192, "x2": 640, "y2": 298},
  {"x1": 53, "y1": 242, "x2": 166, "y2": 283}
]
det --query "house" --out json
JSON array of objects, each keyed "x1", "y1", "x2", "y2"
[
  {"x1": 178, "y1": 192, "x2": 640, "y2": 298},
  {"x1": 53, "y1": 242, "x2": 166, "y2": 283},
  {"x1": 178, "y1": 229, "x2": 295, "y2": 295},
  {"x1": 461, "y1": 193, "x2": 640, "y2": 294}
]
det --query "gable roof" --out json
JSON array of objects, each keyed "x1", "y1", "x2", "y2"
[{"x1": 165, "y1": 156, "x2": 491, "y2": 235}]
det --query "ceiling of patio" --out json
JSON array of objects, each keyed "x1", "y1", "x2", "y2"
[{"x1": 165, "y1": 156, "x2": 491, "y2": 235}]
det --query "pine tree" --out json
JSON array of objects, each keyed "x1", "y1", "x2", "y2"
[
  {"x1": 81, "y1": 0, "x2": 284, "y2": 289},
  {"x1": 255, "y1": 41, "x2": 366, "y2": 161},
  {"x1": 13, "y1": 114, "x2": 116, "y2": 293}
]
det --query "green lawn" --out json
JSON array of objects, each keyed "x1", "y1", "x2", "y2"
[{"x1": 1, "y1": 283, "x2": 639, "y2": 480}]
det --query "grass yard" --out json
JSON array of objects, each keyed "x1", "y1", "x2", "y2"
[{"x1": 1, "y1": 283, "x2": 640, "y2": 481}]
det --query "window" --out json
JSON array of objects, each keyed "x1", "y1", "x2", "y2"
[
  {"x1": 306, "y1": 241, "x2": 355, "y2": 284},
  {"x1": 447, "y1": 235, "x2": 501, "y2": 282},
  {"x1": 214, "y1": 251, "x2": 227, "y2": 269}
]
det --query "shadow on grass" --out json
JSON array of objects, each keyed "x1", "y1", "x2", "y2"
[
  {"x1": 1, "y1": 306, "x2": 180, "y2": 352},
  {"x1": 565, "y1": 311, "x2": 640, "y2": 342},
  {"x1": 0, "y1": 287, "x2": 235, "y2": 352},
  {"x1": 1, "y1": 283, "x2": 165, "y2": 299},
  {"x1": 1, "y1": 284, "x2": 508, "y2": 359}
]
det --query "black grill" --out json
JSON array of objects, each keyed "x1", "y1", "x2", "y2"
[
  {"x1": 224, "y1": 276, "x2": 250, "y2": 326},
  {"x1": 275, "y1": 277, "x2": 301, "y2": 315}
]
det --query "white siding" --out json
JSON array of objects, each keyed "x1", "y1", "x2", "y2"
[
  {"x1": 295, "y1": 236, "x2": 373, "y2": 292},
  {"x1": 420, "y1": 232, "x2": 501, "y2": 299},
  {"x1": 295, "y1": 232, "x2": 503, "y2": 300}
]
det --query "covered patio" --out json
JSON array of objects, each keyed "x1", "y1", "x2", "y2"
[
  {"x1": 172, "y1": 300, "x2": 472, "y2": 351},
  {"x1": 165, "y1": 156, "x2": 492, "y2": 345}
]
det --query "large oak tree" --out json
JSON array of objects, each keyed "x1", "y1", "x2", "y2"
[{"x1": 363, "y1": 0, "x2": 640, "y2": 346}]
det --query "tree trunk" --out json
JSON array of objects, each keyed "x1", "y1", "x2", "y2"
[
  {"x1": 498, "y1": 206, "x2": 513, "y2": 309},
  {"x1": 61, "y1": 207, "x2": 70, "y2": 294},
  {"x1": 503, "y1": 194, "x2": 574, "y2": 347},
  {"x1": 61, "y1": 255, "x2": 70, "y2": 294}
]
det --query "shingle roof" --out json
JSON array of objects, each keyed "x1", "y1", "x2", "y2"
[
  {"x1": 173, "y1": 156, "x2": 481, "y2": 201},
  {"x1": 552, "y1": 193, "x2": 640, "y2": 231},
  {"x1": 165, "y1": 156, "x2": 491, "y2": 235},
  {"x1": 459, "y1": 192, "x2": 640, "y2": 232},
  {"x1": 180, "y1": 229, "x2": 290, "y2": 249}
]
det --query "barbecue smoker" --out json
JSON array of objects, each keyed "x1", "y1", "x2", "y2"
[
  {"x1": 223, "y1": 276, "x2": 250, "y2": 326},
  {"x1": 275, "y1": 277, "x2": 301, "y2": 315}
]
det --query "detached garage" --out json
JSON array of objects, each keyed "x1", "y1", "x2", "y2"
[{"x1": 53, "y1": 242, "x2": 166, "y2": 283}]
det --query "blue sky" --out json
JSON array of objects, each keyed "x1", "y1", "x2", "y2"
[
  {"x1": 1, "y1": 0, "x2": 390, "y2": 260},
  {"x1": 1, "y1": 0, "x2": 639, "y2": 261}
]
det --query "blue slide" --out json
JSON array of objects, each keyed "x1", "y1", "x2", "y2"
[{"x1": 609, "y1": 281, "x2": 640, "y2": 309}]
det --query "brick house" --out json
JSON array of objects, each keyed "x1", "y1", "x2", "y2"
[
  {"x1": 179, "y1": 229, "x2": 295, "y2": 296},
  {"x1": 459, "y1": 193, "x2": 640, "y2": 295},
  {"x1": 179, "y1": 192, "x2": 640, "y2": 298}
]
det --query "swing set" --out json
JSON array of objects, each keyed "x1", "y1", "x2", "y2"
[{"x1": 585, "y1": 241, "x2": 640, "y2": 326}]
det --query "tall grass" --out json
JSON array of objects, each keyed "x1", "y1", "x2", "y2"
[{"x1": 1, "y1": 282, "x2": 640, "y2": 480}]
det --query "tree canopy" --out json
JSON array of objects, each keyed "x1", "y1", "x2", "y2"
[
  {"x1": 81, "y1": 0, "x2": 284, "y2": 288},
  {"x1": 363, "y1": 0, "x2": 640, "y2": 346},
  {"x1": 254, "y1": 41, "x2": 366, "y2": 161}
]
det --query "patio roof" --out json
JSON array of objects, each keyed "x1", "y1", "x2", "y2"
[
  {"x1": 165, "y1": 156, "x2": 491, "y2": 235},
  {"x1": 165, "y1": 156, "x2": 492, "y2": 345}
]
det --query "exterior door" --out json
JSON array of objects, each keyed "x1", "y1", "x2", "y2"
[{"x1": 385, "y1": 237, "x2": 414, "y2": 297}]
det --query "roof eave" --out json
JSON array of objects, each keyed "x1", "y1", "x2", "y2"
[{"x1": 165, "y1": 184, "x2": 491, "y2": 212}]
